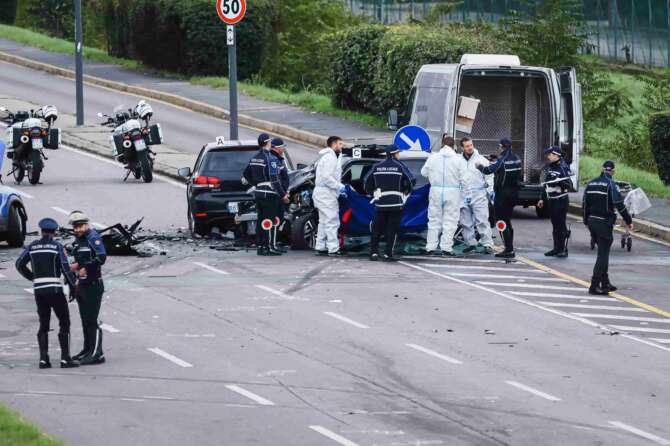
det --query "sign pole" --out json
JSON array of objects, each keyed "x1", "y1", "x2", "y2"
[
  {"x1": 227, "y1": 25, "x2": 239, "y2": 140},
  {"x1": 74, "y1": 0, "x2": 84, "y2": 126}
]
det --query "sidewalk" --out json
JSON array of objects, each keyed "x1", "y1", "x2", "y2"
[{"x1": 0, "y1": 38, "x2": 392, "y2": 145}]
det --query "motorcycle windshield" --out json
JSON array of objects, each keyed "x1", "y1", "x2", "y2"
[{"x1": 338, "y1": 184, "x2": 430, "y2": 236}]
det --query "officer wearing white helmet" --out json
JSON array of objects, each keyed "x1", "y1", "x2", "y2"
[
  {"x1": 421, "y1": 134, "x2": 466, "y2": 256},
  {"x1": 313, "y1": 136, "x2": 346, "y2": 256},
  {"x1": 68, "y1": 211, "x2": 107, "y2": 365},
  {"x1": 459, "y1": 137, "x2": 494, "y2": 254}
]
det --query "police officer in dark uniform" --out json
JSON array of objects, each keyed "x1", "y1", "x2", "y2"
[
  {"x1": 364, "y1": 145, "x2": 415, "y2": 261},
  {"x1": 476, "y1": 137, "x2": 522, "y2": 259},
  {"x1": 68, "y1": 211, "x2": 107, "y2": 365},
  {"x1": 537, "y1": 146, "x2": 573, "y2": 258},
  {"x1": 15, "y1": 218, "x2": 78, "y2": 369},
  {"x1": 243, "y1": 133, "x2": 285, "y2": 256},
  {"x1": 583, "y1": 160, "x2": 633, "y2": 295},
  {"x1": 270, "y1": 137, "x2": 290, "y2": 253}
]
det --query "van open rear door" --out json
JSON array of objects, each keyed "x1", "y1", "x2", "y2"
[{"x1": 558, "y1": 67, "x2": 583, "y2": 191}]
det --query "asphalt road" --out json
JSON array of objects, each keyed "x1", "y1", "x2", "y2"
[{"x1": 1, "y1": 62, "x2": 669, "y2": 446}]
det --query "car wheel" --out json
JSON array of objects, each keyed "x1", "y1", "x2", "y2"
[
  {"x1": 290, "y1": 213, "x2": 317, "y2": 250},
  {"x1": 188, "y1": 211, "x2": 208, "y2": 238},
  {"x1": 7, "y1": 204, "x2": 26, "y2": 248}
]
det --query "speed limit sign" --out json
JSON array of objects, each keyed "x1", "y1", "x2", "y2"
[{"x1": 216, "y1": 0, "x2": 246, "y2": 25}]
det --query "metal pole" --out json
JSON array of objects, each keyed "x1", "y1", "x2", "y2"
[
  {"x1": 631, "y1": 0, "x2": 635, "y2": 63},
  {"x1": 74, "y1": 0, "x2": 84, "y2": 126},
  {"x1": 649, "y1": 0, "x2": 653, "y2": 65},
  {"x1": 228, "y1": 25, "x2": 238, "y2": 140}
]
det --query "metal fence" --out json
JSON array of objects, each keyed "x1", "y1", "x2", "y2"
[{"x1": 346, "y1": 0, "x2": 670, "y2": 67}]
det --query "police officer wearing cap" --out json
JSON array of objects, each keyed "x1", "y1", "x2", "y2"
[
  {"x1": 243, "y1": 134, "x2": 285, "y2": 256},
  {"x1": 68, "y1": 211, "x2": 107, "y2": 365},
  {"x1": 476, "y1": 137, "x2": 522, "y2": 258},
  {"x1": 583, "y1": 161, "x2": 633, "y2": 295},
  {"x1": 16, "y1": 218, "x2": 79, "y2": 369},
  {"x1": 364, "y1": 145, "x2": 415, "y2": 261},
  {"x1": 537, "y1": 146, "x2": 573, "y2": 258},
  {"x1": 270, "y1": 137, "x2": 290, "y2": 253}
]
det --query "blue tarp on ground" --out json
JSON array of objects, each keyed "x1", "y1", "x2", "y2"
[{"x1": 339, "y1": 184, "x2": 430, "y2": 236}]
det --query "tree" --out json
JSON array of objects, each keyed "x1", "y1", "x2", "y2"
[{"x1": 26, "y1": 0, "x2": 74, "y2": 38}]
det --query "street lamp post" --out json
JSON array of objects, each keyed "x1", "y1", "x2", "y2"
[{"x1": 74, "y1": 0, "x2": 84, "y2": 126}]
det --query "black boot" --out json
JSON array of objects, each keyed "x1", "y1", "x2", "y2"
[
  {"x1": 79, "y1": 327, "x2": 105, "y2": 365},
  {"x1": 58, "y1": 333, "x2": 79, "y2": 368},
  {"x1": 544, "y1": 249, "x2": 559, "y2": 257},
  {"x1": 37, "y1": 332, "x2": 51, "y2": 369},
  {"x1": 602, "y1": 274, "x2": 618, "y2": 292},
  {"x1": 588, "y1": 276, "x2": 609, "y2": 295},
  {"x1": 72, "y1": 327, "x2": 91, "y2": 361}
]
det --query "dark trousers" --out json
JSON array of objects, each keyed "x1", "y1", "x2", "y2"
[
  {"x1": 36, "y1": 293, "x2": 70, "y2": 336},
  {"x1": 76, "y1": 280, "x2": 104, "y2": 355},
  {"x1": 371, "y1": 208, "x2": 402, "y2": 256},
  {"x1": 588, "y1": 219, "x2": 613, "y2": 280},
  {"x1": 548, "y1": 197, "x2": 569, "y2": 251},
  {"x1": 494, "y1": 189, "x2": 518, "y2": 252},
  {"x1": 255, "y1": 195, "x2": 279, "y2": 249}
]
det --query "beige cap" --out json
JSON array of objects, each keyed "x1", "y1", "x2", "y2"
[{"x1": 68, "y1": 210, "x2": 90, "y2": 225}]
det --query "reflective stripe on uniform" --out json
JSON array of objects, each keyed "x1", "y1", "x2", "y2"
[{"x1": 34, "y1": 277, "x2": 62, "y2": 284}]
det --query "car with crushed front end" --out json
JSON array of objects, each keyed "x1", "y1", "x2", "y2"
[{"x1": 178, "y1": 139, "x2": 295, "y2": 237}]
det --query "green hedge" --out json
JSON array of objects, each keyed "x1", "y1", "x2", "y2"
[
  {"x1": 0, "y1": 0, "x2": 17, "y2": 24},
  {"x1": 105, "y1": 0, "x2": 274, "y2": 79},
  {"x1": 330, "y1": 23, "x2": 509, "y2": 116},
  {"x1": 649, "y1": 111, "x2": 670, "y2": 185}
]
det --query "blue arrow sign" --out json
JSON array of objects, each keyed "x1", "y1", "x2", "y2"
[{"x1": 394, "y1": 125, "x2": 431, "y2": 152}]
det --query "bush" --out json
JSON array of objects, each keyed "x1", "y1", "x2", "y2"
[
  {"x1": 0, "y1": 0, "x2": 18, "y2": 24},
  {"x1": 649, "y1": 111, "x2": 670, "y2": 185},
  {"x1": 330, "y1": 24, "x2": 388, "y2": 112},
  {"x1": 371, "y1": 23, "x2": 508, "y2": 114}
]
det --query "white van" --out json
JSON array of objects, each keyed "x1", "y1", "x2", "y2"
[{"x1": 387, "y1": 54, "x2": 582, "y2": 216}]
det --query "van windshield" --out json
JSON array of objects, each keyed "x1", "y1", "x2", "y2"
[{"x1": 410, "y1": 69, "x2": 454, "y2": 132}]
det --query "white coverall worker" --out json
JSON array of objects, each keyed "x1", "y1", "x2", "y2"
[
  {"x1": 313, "y1": 148, "x2": 344, "y2": 253},
  {"x1": 460, "y1": 148, "x2": 494, "y2": 249},
  {"x1": 421, "y1": 145, "x2": 465, "y2": 253}
]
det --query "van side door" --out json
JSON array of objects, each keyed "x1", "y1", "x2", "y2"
[{"x1": 557, "y1": 67, "x2": 583, "y2": 191}]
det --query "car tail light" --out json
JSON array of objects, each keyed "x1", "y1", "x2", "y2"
[
  {"x1": 194, "y1": 213, "x2": 208, "y2": 218},
  {"x1": 193, "y1": 176, "x2": 222, "y2": 189}
]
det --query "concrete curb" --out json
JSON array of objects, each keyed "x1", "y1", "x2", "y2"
[
  {"x1": 568, "y1": 202, "x2": 670, "y2": 243},
  {"x1": 0, "y1": 51, "x2": 329, "y2": 148}
]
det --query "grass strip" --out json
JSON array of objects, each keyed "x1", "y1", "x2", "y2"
[
  {"x1": 580, "y1": 155, "x2": 670, "y2": 198},
  {"x1": 0, "y1": 404, "x2": 64, "y2": 446}
]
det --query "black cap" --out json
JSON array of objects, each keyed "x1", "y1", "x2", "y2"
[
  {"x1": 258, "y1": 133, "x2": 271, "y2": 146},
  {"x1": 385, "y1": 145, "x2": 401, "y2": 155},
  {"x1": 544, "y1": 145, "x2": 563, "y2": 157},
  {"x1": 38, "y1": 218, "x2": 59, "y2": 231},
  {"x1": 499, "y1": 137, "x2": 512, "y2": 147},
  {"x1": 271, "y1": 137, "x2": 285, "y2": 148},
  {"x1": 603, "y1": 160, "x2": 615, "y2": 170}
]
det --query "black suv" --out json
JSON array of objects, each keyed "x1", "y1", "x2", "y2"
[{"x1": 178, "y1": 140, "x2": 294, "y2": 237}]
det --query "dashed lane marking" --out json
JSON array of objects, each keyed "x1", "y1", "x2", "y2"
[
  {"x1": 420, "y1": 263, "x2": 546, "y2": 273},
  {"x1": 608, "y1": 325, "x2": 670, "y2": 334},
  {"x1": 571, "y1": 313, "x2": 670, "y2": 323},
  {"x1": 50, "y1": 206, "x2": 70, "y2": 216},
  {"x1": 405, "y1": 343, "x2": 463, "y2": 365},
  {"x1": 323, "y1": 312, "x2": 369, "y2": 329},
  {"x1": 193, "y1": 261, "x2": 230, "y2": 275},
  {"x1": 403, "y1": 256, "x2": 507, "y2": 264},
  {"x1": 255, "y1": 285, "x2": 303, "y2": 301},
  {"x1": 537, "y1": 302, "x2": 649, "y2": 312},
  {"x1": 309, "y1": 426, "x2": 360, "y2": 446},
  {"x1": 100, "y1": 323, "x2": 120, "y2": 333},
  {"x1": 475, "y1": 282, "x2": 584, "y2": 291},
  {"x1": 225, "y1": 384, "x2": 275, "y2": 406},
  {"x1": 649, "y1": 338, "x2": 670, "y2": 344},
  {"x1": 608, "y1": 421, "x2": 670, "y2": 445},
  {"x1": 505, "y1": 380, "x2": 561, "y2": 402},
  {"x1": 448, "y1": 273, "x2": 567, "y2": 282},
  {"x1": 147, "y1": 347, "x2": 193, "y2": 368},
  {"x1": 508, "y1": 291, "x2": 616, "y2": 302}
]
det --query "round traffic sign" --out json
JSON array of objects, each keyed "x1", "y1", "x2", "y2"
[{"x1": 216, "y1": 0, "x2": 247, "y2": 25}]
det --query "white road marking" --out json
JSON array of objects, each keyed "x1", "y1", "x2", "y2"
[
  {"x1": 476, "y1": 281, "x2": 584, "y2": 291},
  {"x1": 571, "y1": 314, "x2": 670, "y2": 323},
  {"x1": 609, "y1": 325, "x2": 670, "y2": 334},
  {"x1": 2, "y1": 186, "x2": 33, "y2": 199},
  {"x1": 509, "y1": 291, "x2": 616, "y2": 301},
  {"x1": 309, "y1": 425, "x2": 360, "y2": 446},
  {"x1": 193, "y1": 261, "x2": 229, "y2": 275},
  {"x1": 141, "y1": 395, "x2": 175, "y2": 400},
  {"x1": 448, "y1": 273, "x2": 566, "y2": 282},
  {"x1": 608, "y1": 421, "x2": 670, "y2": 445},
  {"x1": 23, "y1": 288, "x2": 33, "y2": 294},
  {"x1": 421, "y1": 263, "x2": 546, "y2": 273},
  {"x1": 255, "y1": 284, "x2": 302, "y2": 300},
  {"x1": 225, "y1": 384, "x2": 275, "y2": 406},
  {"x1": 100, "y1": 323, "x2": 120, "y2": 333},
  {"x1": 50, "y1": 206, "x2": 70, "y2": 216},
  {"x1": 120, "y1": 398, "x2": 146, "y2": 402},
  {"x1": 0, "y1": 273, "x2": 5, "y2": 279},
  {"x1": 505, "y1": 380, "x2": 561, "y2": 402},
  {"x1": 405, "y1": 343, "x2": 463, "y2": 365},
  {"x1": 147, "y1": 347, "x2": 193, "y2": 368},
  {"x1": 538, "y1": 302, "x2": 648, "y2": 312},
  {"x1": 323, "y1": 312, "x2": 369, "y2": 329},
  {"x1": 400, "y1": 262, "x2": 670, "y2": 354},
  {"x1": 403, "y1": 256, "x2": 505, "y2": 264},
  {"x1": 649, "y1": 338, "x2": 670, "y2": 344}
]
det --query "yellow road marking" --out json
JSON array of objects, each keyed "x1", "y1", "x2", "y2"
[{"x1": 518, "y1": 256, "x2": 670, "y2": 319}]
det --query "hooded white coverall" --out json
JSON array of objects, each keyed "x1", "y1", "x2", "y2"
[
  {"x1": 313, "y1": 148, "x2": 343, "y2": 253},
  {"x1": 460, "y1": 149, "x2": 494, "y2": 248},
  {"x1": 421, "y1": 145, "x2": 465, "y2": 253}
]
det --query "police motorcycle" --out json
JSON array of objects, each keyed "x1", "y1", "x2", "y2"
[
  {"x1": 0, "y1": 105, "x2": 60, "y2": 185},
  {"x1": 98, "y1": 100, "x2": 163, "y2": 183}
]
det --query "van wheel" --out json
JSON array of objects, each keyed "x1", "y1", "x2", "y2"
[
  {"x1": 535, "y1": 205, "x2": 549, "y2": 218},
  {"x1": 290, "y1": 213, "x2": 317, "y2": 250},
  {"x1": 7, "y1": 205, "x2": 26, "y2": 248}
]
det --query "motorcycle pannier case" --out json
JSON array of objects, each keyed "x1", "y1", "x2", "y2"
[
  {"x1": 145, "y1": 124, "x2": 163, "y2": 146},
  {"x1": 111, "y1": 134, "x2": 125, "y2": 157},
  {"x1": 43, "y1": 128, "x2": 61, "y2": 149}
]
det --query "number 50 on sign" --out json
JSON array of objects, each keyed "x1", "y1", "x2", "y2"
[{"x1": 216, "y1": 0, "x2": 246, "y2": 25}]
